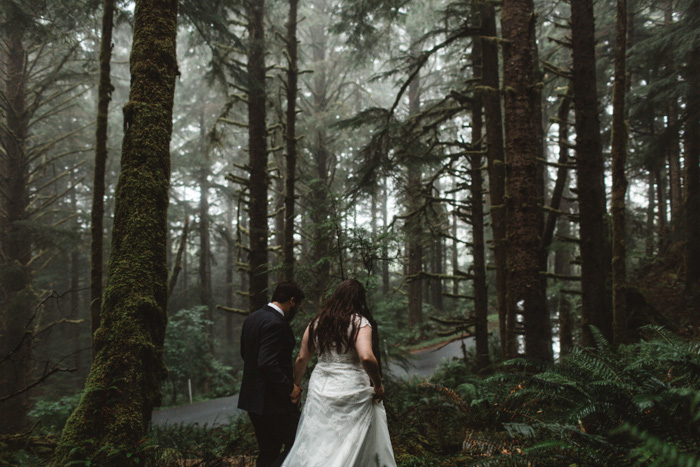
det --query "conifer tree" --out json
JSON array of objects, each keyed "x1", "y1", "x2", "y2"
[{"x1": 55, "y1": 0, "x2": 179, "y2": 462}]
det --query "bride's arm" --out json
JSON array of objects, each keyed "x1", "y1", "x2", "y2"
[
  {"x1": 356, "y1": 325, "x2": 384, "y2": 401},
  {"x1": 293, "y1": 325, "x2": 314, "y2": 386}
]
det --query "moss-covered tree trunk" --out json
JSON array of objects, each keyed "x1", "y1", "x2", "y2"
[
  {"x1": 54, "y1": 0, "x2": 178, "y2": 463},
  {"x1": 611, "y1": 0, "x2": 628, "y2": 345},
  {"x1": 91, "y1": 0, "x2": 116, "y2": 348},
  {"x1": 283, "y1": 0, "x2": 299, "y2": 282},
  {"x1": 502, "y1": 0, "x2": 552, "y2": 361},
  {"x1": 571, "y1": 0, "x2": 612, "y2": 345},
  {"x1": 247, "y1": 0, "x2": 269, "y2": 312},
  {"x1": 480, "y1": 1, "x2": 509, "y2": 358},
  {"x1": 0, "y1": 18, "x2": 34, "y2": 435}
]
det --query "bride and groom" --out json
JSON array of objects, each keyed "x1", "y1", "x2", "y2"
[{"x1": 238, "y1": 280, "x2": 397, "y2": 467}]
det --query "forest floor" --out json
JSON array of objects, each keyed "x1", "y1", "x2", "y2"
[{"x1": 173, "y1": 457, "x2": 254, "y2": 466}]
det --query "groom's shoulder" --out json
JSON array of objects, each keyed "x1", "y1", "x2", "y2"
[{"x1": 246, "y1": 305, "x2": 281, "y2": 325}]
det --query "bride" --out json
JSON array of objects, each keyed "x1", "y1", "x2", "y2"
[{"x1": 281, "y1": 279, "x2": 397, "y2": 467}]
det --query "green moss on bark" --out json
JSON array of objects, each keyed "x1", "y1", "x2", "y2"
[{"x1": 54, "y1": 0, "x2": 178, "y2": 465}]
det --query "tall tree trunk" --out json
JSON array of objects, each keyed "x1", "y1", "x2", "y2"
[
  {"x1": 247, "y1": 0, "x2": 269, "y2": 312},
  {"x1": 406, "y1": 60, "x2": 423, "y2": 327},
  {"x1": 274, "y1": 156, "x2": 285, "y2": 281},
  {"x1": 502, "y1": 0, "x2": 551, "y2": 361},
  {"x1": 168, "y1": 218, "x2": 189, "y2": 299},
  {"x1": 55, "y1": 0, "x2": 178, "y2": 462},
  {"x1": 430, "y1": 184, "x2": 444, "y2": 312},
  {"x1": 571, "y1": 0, "x2": 612, "y2": 344},
  {"x1": 470, "y1": 65, "x2": 490, "y2": 369},
  {"x1": 70, "y1": 172, "x2": 82, "y2": 371},
  {"x1": 480, "y1": 2, "x2": 509, "y2": 357},
  {"x1": 666, "y1": 0, "x2": 682, "y2": 226},
  {"x1": 656, "y1": 167, "x2": 669, "y2": 251},
  {"x1": 283, "y1": 0, "x2": 299, "y2": 282},
  {"x1": 646, "y1": 171, "x2": 656, "y2": 256},
  {"x1": 90, "y1": 0, "x2": 115, "y2": 349},
  {"x1": 556, "y1": 197, "x2": 574, "y2": 355},
  {"x1": 225, "y1": 196, "x2": 235, "y2": 343},
  {"x1": 309, "y1": 21, "x2": 332, "y2": 303},
  {"x1": 199, "y1": 113, "x2": 213, "y2": 330},
  {"x1": 382, "y1": 178, "x2": 390, "y2": 294},
  {"x1": 685, "y1": 42, "x2": 700, "y2": 293},
  {"x1": 541, "y1": 89, "x2": 572, "y2": 252},
  {"x1": 611, "y1": 0, "x2": 628, "y2": 346},
  {"x1": 0, "y1": 19, "x2": 34, "y2": 434}
]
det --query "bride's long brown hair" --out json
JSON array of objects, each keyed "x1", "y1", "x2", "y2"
[{"x1": 308, "y1": 279, "x2": 381, "y2": 368}]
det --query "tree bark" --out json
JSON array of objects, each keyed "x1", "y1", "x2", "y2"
[
  {"x1": 406, "y1": 60, "x2": 423, "y2": 327},
  {"x1": 168, "y1": 218, "x2": 189, "y2": 299},
  {"x1": 198, "y1": 113, "x2": 213, "y2": 330},
  {"x1": 247, "y1": 0, "x2": 269, "y2": 312},
  {"x1": 90, "y1": 0, "x2": 116, "y2": 350},
  {"x1": 308, "y1": 20, "x2": 333, "y2": 303},
  {"x1": 611, "y1": 0, "x2": 628, "y2": 346},
  {"x1": 480, "y1": 2, "x2": 509, "y2": 357},
  {"x1": 571, "y1": 0, "x2": 612, "y2": 344},
  {"x1": 685, "y1": 42, "x2": 700, "y2": 293},
  {"x1": 283, "y1": 0, "x2": 299, "y2": 282},
  {"x1": 666, "y1": 0, "x2": 682, "y2": 226},
  {"x1": 501, "y1": 0, "x2": 551, "y2": 361},
  {"x1": 55, "y1": 0, "x2": 178, "y2": 462},
  {"x1": 470, "y1": 62, "x2": 490, "y2": 368},
  {"x1": 382, "y1": 178, "x2": 390, "y2": 294},
  {"x1": 556, "y1": 197, "x2": 574, "y2": 355},
  {"x1": 0, "y1": 18, "x2": 34, "y2": 434},
  {"x1": 225, "y1": 196, "x2": 235, "y2": 342},
  {"x1": 541, "y1": 89, "x2": 572, "y2": 252}
]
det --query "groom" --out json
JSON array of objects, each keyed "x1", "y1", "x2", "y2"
[{"x1": 238, "y1": 281, "x2": 305, "y2": 467}]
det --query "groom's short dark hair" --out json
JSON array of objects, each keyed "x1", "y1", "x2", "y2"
[{"x1": 271, "y1": 281, "x2": 305, "y2": 304}]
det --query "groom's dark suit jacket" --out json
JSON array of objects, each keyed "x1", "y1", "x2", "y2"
[{"x1": 238, "y1": 305, "x2": 297, "y2": 415}]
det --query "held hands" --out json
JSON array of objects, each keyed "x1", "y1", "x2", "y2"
[
  {"x1": 290, "y1": 383, "x2": 303, "y2": 406},
  {"x1": 373, "y1": 382, "x2": 385, "y2": 403}
]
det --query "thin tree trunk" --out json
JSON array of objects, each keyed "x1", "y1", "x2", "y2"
[
  {"x1": 0, "y1": 19, "x2": 33, "y2": 434},
  {"x1": 199, "y1": 113, "x2": 213, "y2": 329},
  {"x1": 382, "y1": 178, "x2": 390, "y2": 294},
  {"x1": 666, "y1": 0, "x2": 682, "y2": 226},
  {"x1": 90, "y1": 0, "x2": 115, "y2": 348},
  {"x1": 556, "y1": 197, "x2": 574, "y2": 355},
  {"x1": 168, "y1": 218, "x2": 189, "y2": 299},
  {"x1": 225, "y1": 196, "x2": 235, "y2": 342},
  {"x1": 480, "y1": 2, "x2": 509, "y2": 357},
  {"x1": 406, "y1": 59, "x2": 423, "y2": 327},
  {"x1": 571, "y1": 0, "x2": 612, "y2": 345},
  {"x1": 541, "y1": 89, "x2": 572, "y2": 251},
  {"x1": 309, "y1": 21, "x2": 332, "y2": 303},
  {"x1": 470, "y1": 57, "x2": 490, "y2": 368},
  {"x1": 283, "y1": 0, "x2": 299, "y2": 282},
  {"x1": 247, "y1": 0, "x2": 269, "y2": 312},
  {"x1": 502, "y1": 0, "x2": 551, "y2": 361},
  {"x1": 611, "y1": 0, "x2": 628, "y2": 346},
  {"x1": 656, "y1": 166, "x2": 669, "y2": 252},
  {"x1": 646, "y1": 171, "x2": 656, "y2": 256},
  {"x1": 55, "y1": 0, "x2": 178, "y2": 461},
  {"x1": 685, "y1": 42, "x2": 700, "y2": 293}
]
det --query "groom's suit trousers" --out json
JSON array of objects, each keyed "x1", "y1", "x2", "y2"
[{"x1": 249, "y1": 411, "x2": 300, "y2": 467}]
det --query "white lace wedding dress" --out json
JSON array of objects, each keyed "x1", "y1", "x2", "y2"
[{"x1": 281, "y1": 317, "x2": 397, "y2": 467}]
